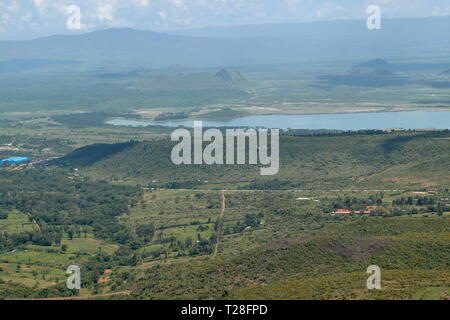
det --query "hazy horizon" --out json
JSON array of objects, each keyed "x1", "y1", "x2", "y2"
[{"x1": 1, "y1": 0, "x2": 450, "y2": 40}]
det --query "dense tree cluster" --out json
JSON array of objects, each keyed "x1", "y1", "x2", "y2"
[
  {"x1": 0, "y1": 169, "x2": 143, "y2": 251},
  {"x1": 332, "y1": 195, "x2": 383, "y2": 210}
]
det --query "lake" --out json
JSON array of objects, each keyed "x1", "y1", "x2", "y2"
[{"x1": 107, "y1": 111, "x2": 450, "y2": 130}]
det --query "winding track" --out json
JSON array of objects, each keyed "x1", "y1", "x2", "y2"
[{"x1": 213, "y1": 190, "x2": 226, "y2": 258}]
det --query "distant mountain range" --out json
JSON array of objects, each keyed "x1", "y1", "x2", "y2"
[{"x1": 1, "y1": 16, "x2": 450, "y2": 69}]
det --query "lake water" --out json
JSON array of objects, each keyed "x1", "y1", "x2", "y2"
[{"x1": 107, "y1": 111, "x2": 450, "y2": 130}]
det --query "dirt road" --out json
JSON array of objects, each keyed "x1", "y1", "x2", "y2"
[{"x1": 213, "y1": 190, "x2": 226, "y2": 258}]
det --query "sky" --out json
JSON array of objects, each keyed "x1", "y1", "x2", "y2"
[{"x1": 1, "y1": 0, "x2": 450, "y2": 40}]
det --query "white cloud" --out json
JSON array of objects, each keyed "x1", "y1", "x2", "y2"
[
  {"x1": 431, "y1": 5, "x2": 450, "y2": 16},
  {"x1": 0, "y1": 13, "x2": 9, "y2": 32},
  {"x1": 285, "y1": 0, "x2": 304, "y2": 9},
  {"x1": 159, "y1": 11, "x2": 167, "y2": 20},
  {"x1": 136, "y1": 0, "x2": 151, "y2": 7},
  {"x1": 32, "y1": 0, "x2": 48, "y2": 15},
  {"x1": 169, "y1": 0, "x2": 186, "y2": 8},
  {"x1": 96, "y1": 3, "x2": 115, "y2": 22},
  {"x1": 0, "y1": 0, "x2": 448, "y2": 39},
  {"x1": 6, "y1": 0, "x2": 20, "y2": 12},
  {"x1": 32, "y1": 0, "x2": 45, "y2": 9}
]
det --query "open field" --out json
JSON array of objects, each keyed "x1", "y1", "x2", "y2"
[{"x1": 1, "y1": 56, "x2": 450, "y2": 120}]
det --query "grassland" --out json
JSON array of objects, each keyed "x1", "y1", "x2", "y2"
[
  {"x1": 1, "y1": 57, "x2": 450, "y2": 120},
  {"x1": 0, "y1": 212, "x2": 119, "y2": 291}
]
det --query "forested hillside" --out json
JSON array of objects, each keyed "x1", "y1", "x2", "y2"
[
  {"x1": 131, "y1": 226, "x2": 450, "y2": 300},
  {"x1": 57, "y1": 131, "x2": 450, "y2": 190}
]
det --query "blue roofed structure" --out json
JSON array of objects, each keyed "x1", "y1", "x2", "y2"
[{"x1": 1, "y1": 157, "x2": 29, "y2": 164}]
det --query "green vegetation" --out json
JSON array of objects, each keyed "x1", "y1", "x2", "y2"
[
  {"x1": 0, "y1": 69, "x2": 250, "y2": 113},
  {"x1": 0, "y1": 26, "x2": 449, "y2": 300},
  {"x1": 197, "y1": 108, "x2": 251, "y2": 120},
  {"x1": 1, "y1": 163, "x2": 447, "y2": 299},
  {"x1": 56, "y1": 131, "x2": 450, "y2": 191},
  {"x1": 128, "y1": 214, "x2": 449, "y2": 300},
  {"x1": 51, "y1": 112, "x2": 142, "y2": 127}
]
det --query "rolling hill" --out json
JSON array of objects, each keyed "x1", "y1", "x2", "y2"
[
  {"x1": 55, "y1": 131, "x2": 450, "y2": 190},
  {"x1": 352, "y1": 58, "x2": 395, "y2": 75},
  {"x1": 131, "y1": 229, "x2": 450, "y2": 300},
  {"x1": 356, "y1": 58, "x2": 393, "y2": 69},
  {"x1": 318, "y1": 58, "x2": 405, "y2": 87},
  {"x1": 215, "y1": 69, "x2": 250, "y2": 87},
  {"x1": 135, "y1": 69, "x2": 251, "y2": 90}
]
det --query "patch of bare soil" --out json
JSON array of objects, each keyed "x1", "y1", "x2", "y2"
[
  {"x1": 265, "y1": 236, "x2": 313, "y2": 249},
  {"x1": 326, "y1": 238, "x2": 394, "y2": 260}
]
